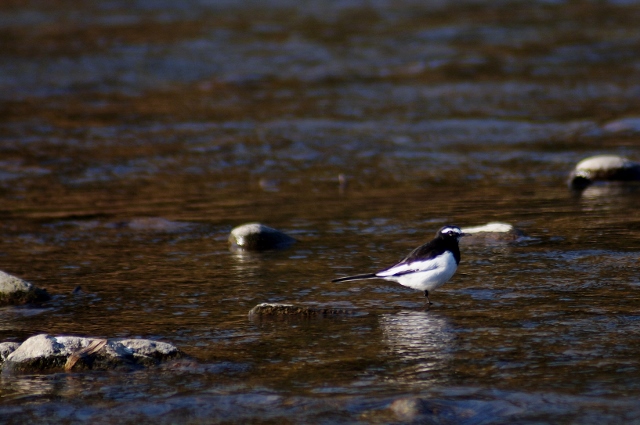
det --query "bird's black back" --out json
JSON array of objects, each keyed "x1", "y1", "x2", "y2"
[{"x1": 398, "y1": 233, "x2": 461, "y2": 265}]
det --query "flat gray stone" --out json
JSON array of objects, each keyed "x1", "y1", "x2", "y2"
[
  {"x1": 0, "y1": 270, "x2": 50, "y2": 305},
  {"x1": 115, "y1": 338, "x2": 182, "y2": 361},
  {"x1": 568, "y1": 155, "x2": 640, "y2": 190},
  {"x1": 2, "y1": 334, "x2": 183, "y2": 372},
  {"x1": 461, "y1": 222, "x2": 526, "y2": 243},
  {"x1": 229, "y1": 223, "x2": 296, "y2": 251}
]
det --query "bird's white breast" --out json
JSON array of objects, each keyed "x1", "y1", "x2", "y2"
[{"x1": 377, "y1": 251, "x2": 458, "y2": 292}]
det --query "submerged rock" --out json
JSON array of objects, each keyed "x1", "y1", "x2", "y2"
[
  {"x1": 461, "y1": 222, "x2": 526, "y2": 243},
  {"x1": 568, "y1": 155, "x2": 640, "y2": 190},
  {"x1": 602, "y1": 117, "x2": 640, "y2": 135},
  {"x1": 248, "y1": 303, "x2": 364, "y2": 319},
  {"x1": 1, "y1": 334, "x2": 183, "y2": 372},
  {"x1": 229, "y1": 223, "x2": 296, "y2": 251},
  {"x1": 389, "y1": 397, "x2": 443, "y2": 422},
  {"x1": 112, "y1": 217, "x2": 192, "y2": 232},
  {"x1": 0, "y1": 270, "x2": 50, "y2": 306},
  {"x1": 385, "y1": 395, "x2": 524, "y2": 423}
]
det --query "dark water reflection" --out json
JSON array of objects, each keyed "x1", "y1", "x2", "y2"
[{"x1": 2, "y1": 0, "x2": 640, "y2": 423}]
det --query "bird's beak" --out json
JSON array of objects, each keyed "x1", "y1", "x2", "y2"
[{"x1": 460, "y1": 232, "x2": 471, "y2": 237}]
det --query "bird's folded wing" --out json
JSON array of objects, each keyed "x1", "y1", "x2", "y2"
[{"x1": 375, "y1": 258, "x2": 440, "y2": 277}]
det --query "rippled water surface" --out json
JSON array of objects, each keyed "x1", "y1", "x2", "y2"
[{"x1": 2, "y1": 0, "x2": 640, "y2": 423}]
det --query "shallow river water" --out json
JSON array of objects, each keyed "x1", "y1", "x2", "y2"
[{"x1": 2, "y1": 0, "x2": 640, "y2": 423}]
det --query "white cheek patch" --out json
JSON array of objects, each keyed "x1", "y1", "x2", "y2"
[{"x1": 440, "y1": 226, "x2": 462, "y2": 236}]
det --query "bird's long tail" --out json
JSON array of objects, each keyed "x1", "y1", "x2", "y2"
[{"x1": 331, "y1": 273, "x2": 377, "y2": 283}]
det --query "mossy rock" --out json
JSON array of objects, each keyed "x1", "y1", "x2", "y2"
[{"x1": 248, "y1": 303, "x2": 365, "y2": 319}]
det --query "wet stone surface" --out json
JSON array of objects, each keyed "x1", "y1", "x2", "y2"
[
  {"x1": 0, "y1": 270, "x2": 50, "y2": 306},
  {"x1": 1, "y1": 334, "x2": 183, "y2": 373}
]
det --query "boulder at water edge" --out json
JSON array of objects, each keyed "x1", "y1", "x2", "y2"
[
  {"x1": 568, "y1": 155, "x2": 640, "y2": 190},
  {"x1": 1, "y1": 334, "x2": 183, "y2": 372},
  {"x1": 0, "y1": 270, "x2": 50, "y2": 306},
  {"x1": 229, "y1": 223, "x2": 297, "y2": 251}
]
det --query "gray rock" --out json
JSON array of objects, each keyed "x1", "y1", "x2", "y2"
[
  {"x1": 0, "y1": 270, "x2": 50, "y2": 306},
  {"x1": 115, "y1": 338, "x2": 182, "y2": 362},
  {"x1": 229, "y1": 223, "x2": 296, "y2": 251},
  {"x1": 568, "y1": 155, "x2": 640, "y2": 190},
  {"x1": 0, "y1": 342, "x2": 20, "y2": 361},
  {"x1": 248, "y1": 303, "x2": 364, "y2": 319},
  {"x1": 461, "y1": 222, "x2": 526, "y2": 243},
  {"x1": 2, "y1": 334, "x2": 183, "y2": 372}
]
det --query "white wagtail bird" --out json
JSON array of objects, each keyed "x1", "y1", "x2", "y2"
[{"x1": 332, "y1": 225, "x2": 469, "y2": 305}]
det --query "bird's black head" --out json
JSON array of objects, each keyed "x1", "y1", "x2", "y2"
[{"x1": 436, "y1": 225, "x2": 468, "y2": 241}]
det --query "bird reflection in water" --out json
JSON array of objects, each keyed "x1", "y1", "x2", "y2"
[{"x1": 379, "y1": 310, "x2": 455, "y2": 386}]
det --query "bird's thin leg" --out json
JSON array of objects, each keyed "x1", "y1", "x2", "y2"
[{"x1": 424, "y1": 290, "x2": 432, "y2": 305}]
